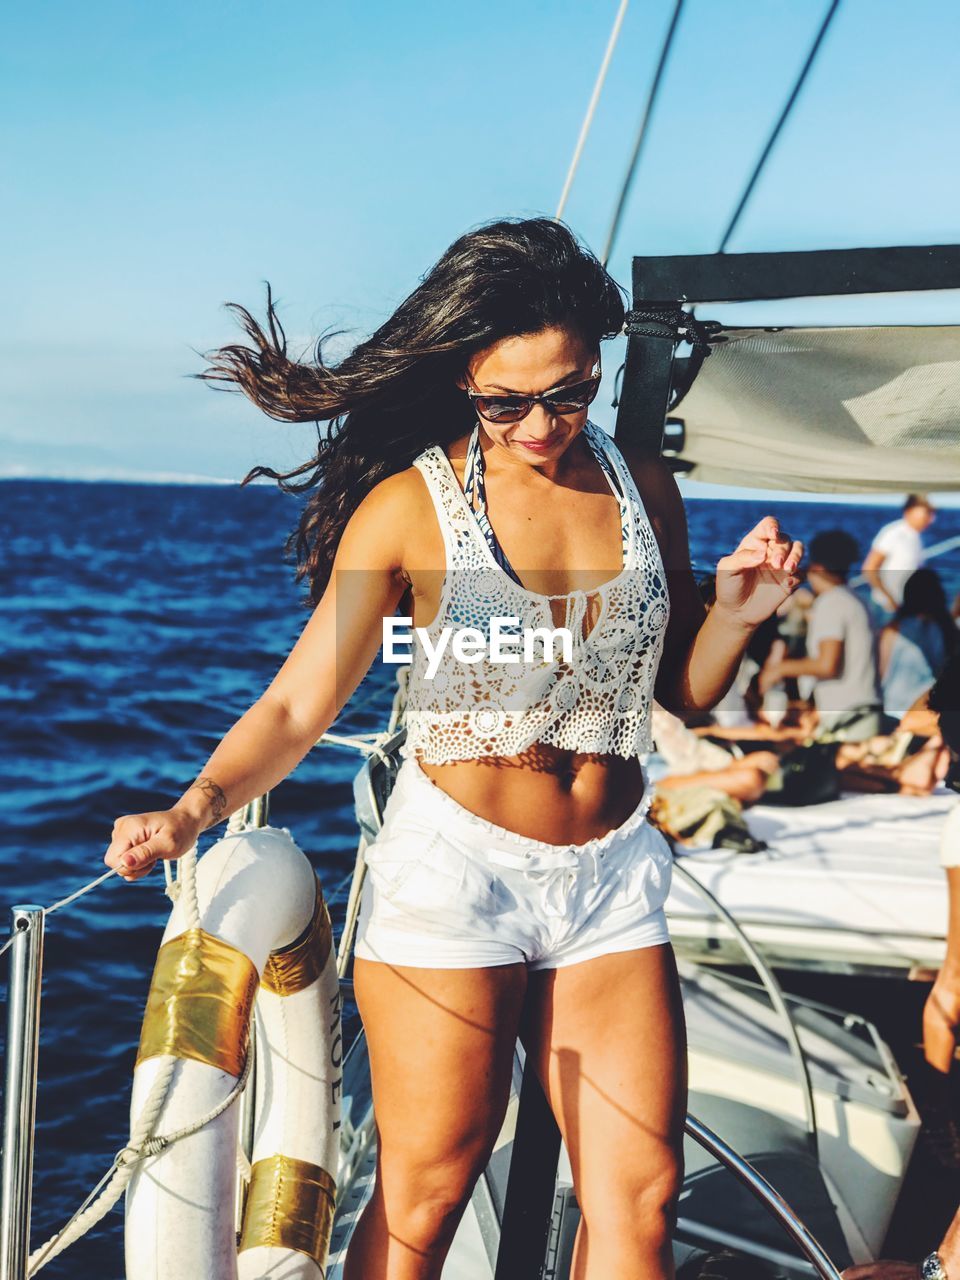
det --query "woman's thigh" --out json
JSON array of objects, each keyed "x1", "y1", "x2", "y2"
[
  {"x1": 520, "y1": 944, "x2": 687, "y2": 1210},
  {"x1": 354, "y1": 957, "x2": 528, "y2": 1177}
]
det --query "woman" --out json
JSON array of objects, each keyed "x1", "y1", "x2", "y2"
[
  {"x1": 103, "y1": 217, "x2": 802, "y2": 1279},
  {"x1": 879, "y1": 567, "x2": 959, "y2": 726}
]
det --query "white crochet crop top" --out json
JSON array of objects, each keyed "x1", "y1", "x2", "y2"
[{"x1": 398, "y1": 418, "x2": 670, "y2": 763}]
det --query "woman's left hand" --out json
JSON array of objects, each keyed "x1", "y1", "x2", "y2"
[{"x1": 714, "y1": 516, "x2": 803, "y2": 630}]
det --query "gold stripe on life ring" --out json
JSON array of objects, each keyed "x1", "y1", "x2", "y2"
[
  {"x1": 261, "y1": 874, "x2": 332, "y2": 997},
  {"x1": 135, "y1": 928, "x2": 258, "y2": 1078},
  {"x1": 239, "y1": 1153, "x2": 337, "y2": 1267}
]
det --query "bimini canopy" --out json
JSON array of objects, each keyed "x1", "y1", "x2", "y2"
[
  {"x1": 613, "y1": 244, "x2": 960, "y2": 493},
  {"x1": 671, "y1": 324, "x2": 960, "y2": 493}
]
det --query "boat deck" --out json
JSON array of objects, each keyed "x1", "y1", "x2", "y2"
[{"x1": 667, "y1": 784, "x2": 957, "y2": 975}]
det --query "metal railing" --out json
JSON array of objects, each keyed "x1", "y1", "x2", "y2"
[
  {"x1": 671, "y1": 857, "x2": 819, "y2": 1154},
  {"x1": 684, "y1": 1114, "x2": 842, "y2": 1280},
  {"x1": 0, "y1": 907, "x2": 44, "y2": 1280}
]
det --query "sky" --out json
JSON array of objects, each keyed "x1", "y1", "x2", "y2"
[{"x1": 3, "y1": 0, "x2": 960, "y2": 501}]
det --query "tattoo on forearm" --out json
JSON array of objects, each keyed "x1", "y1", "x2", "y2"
[{"x1": 191, "y1": 776, "x2": 227, "y2": 821}]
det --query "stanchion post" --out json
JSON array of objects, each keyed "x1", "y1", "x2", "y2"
[{"x1": 0, "y1": 906, "x2": 45, "y2": 1280}]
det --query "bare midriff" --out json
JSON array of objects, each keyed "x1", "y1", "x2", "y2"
[
  {"x1": 416, "y1": 748, "x2": 647, "y2": 846},
  {"x1": 402, "y1": 430, "x2": 652, "y2": 847}
]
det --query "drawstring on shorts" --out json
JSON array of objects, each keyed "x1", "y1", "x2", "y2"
[{"x1": 482, "y1": 843, "x2": 606, "y2": 917}]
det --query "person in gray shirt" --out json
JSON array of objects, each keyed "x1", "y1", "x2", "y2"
[{"x1": 759, "y1": 529, "x2": 882, "y2": 742}]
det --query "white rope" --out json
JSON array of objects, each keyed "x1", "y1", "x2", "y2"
[
  {"x1": 2, "y1": 863, "x2": 168, "y2": 969},
  {"x1": 28, "y1": 1047, "x2": 254, "y2": 1274},
  {"x1": 27, "y1": 1055, "x2": 179, "y2": 1274},
  {"x1": 0, "y1": 867, "x2": 130, "y2": 962},
  {"x1": 21, "y1": 843, "x2": 256, "y2": 1275},
  {"x1": 162, "y1": 856, "x2": 180, "y2": 901},
  {"x1": 44, "y1": 866, "x2": 120, "y2": 916},
  {"x1": 319, "y1": 728, "x2": 397, "y2": 769},
  {"x1": 5, "y1": 679, "x2": 415, "y2": 1269}
]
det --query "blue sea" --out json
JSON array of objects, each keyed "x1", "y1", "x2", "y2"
[{"x1": 1, "y1": 477, "x2": 958, "y2": 1276}]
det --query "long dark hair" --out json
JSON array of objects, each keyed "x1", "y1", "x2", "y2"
[
  {"x1": 894, "y1": 567, "x2": 959, "y2": 659},
  {"x1": 194, "y1": 217, "x2": 626, "y2": 605}
]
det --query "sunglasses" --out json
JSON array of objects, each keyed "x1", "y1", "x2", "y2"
[{"x1": 463, "y1": 361, "x2": 602, "y2": 424}]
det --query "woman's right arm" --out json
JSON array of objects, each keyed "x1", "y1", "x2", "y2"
[{"x1": 104, "y1": 472, "x2": 417, "y2": 881}]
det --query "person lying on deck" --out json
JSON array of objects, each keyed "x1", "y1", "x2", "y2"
[{"x1": 651, "y1": 696, "x2": 948, "y2": 842}]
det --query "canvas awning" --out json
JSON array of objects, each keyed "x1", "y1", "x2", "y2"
[{"x1": 671, "y1": 325, "x2": 960, "y2": 492}]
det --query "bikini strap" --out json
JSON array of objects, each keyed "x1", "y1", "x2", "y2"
[
  {"x1": 462, "y1": 423, "x2": 525, "y2": 587},
  {"x1": 462, "y1": 419, "x2": 632, "y2": 584}
]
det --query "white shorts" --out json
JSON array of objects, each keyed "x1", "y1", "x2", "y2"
[{"x1": 354, "y1": 757, "x2": 673, "y2": 971}]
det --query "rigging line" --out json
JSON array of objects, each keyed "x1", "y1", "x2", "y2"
[
  {"x1": 920, "y1": 531, "x2": 960, "y2": 562},
  {"x1": 848, "y1": 531, "x2": 960, "y2": 590},
  {"x1": 0, "y1": 867, "x2": 126, "y2": 963},
  {"x1": 718, "y1": 0, "x2": 842, "y2": 254},
  {"x1": 601, "y1": 0, "x2": 685, "y2": 269},
  {"x1": 555, "y1": 0, "x2": 629, "y2": 222}
]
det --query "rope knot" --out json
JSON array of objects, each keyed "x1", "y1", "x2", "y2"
[
  {"x1": 624, "y1": 306, "x2": 721, "y2": 356},
  {"x1": 116, "y1": 1133, "x2": 169, "y2": 1168}
]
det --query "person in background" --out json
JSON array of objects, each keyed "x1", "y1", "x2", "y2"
[
  {"x1": 759, "y1": 529, "x2": 882, "y2": 742},
  {"x1": 862, "y1": 494, "x2": 935, "y2": 623},
  {"x1": 843, "y1": 652, "x2": 960, "y2": 1280},
  {"x1": 880, "y1": 568, "x2": 959, "y2": 730},
  {"x1": 651, "y1": 702, "x2": 781, "y2": 804},
  {"x1": 695, "y1": 575, "x2": 785, "y2": 729}
]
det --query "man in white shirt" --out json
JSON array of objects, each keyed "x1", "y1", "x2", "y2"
[
  {"x1": 862, "y1": 494, "x2": 935, "y2": 619},
  {"x1": 760, "y1": 529, "x2": 882, "y2": 741}
]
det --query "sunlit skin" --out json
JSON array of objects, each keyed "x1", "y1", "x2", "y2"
[
  {"x1": 102, "y1": 323, "x2": 803, "y2": 1280},
  {"x1": 404, "y1": 325, "x2": 803, "y2": 842}
]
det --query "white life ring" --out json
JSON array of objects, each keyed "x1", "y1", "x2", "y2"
[{"x1": 123, "y1": 823, "x2": 342, "y2": 1279}]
